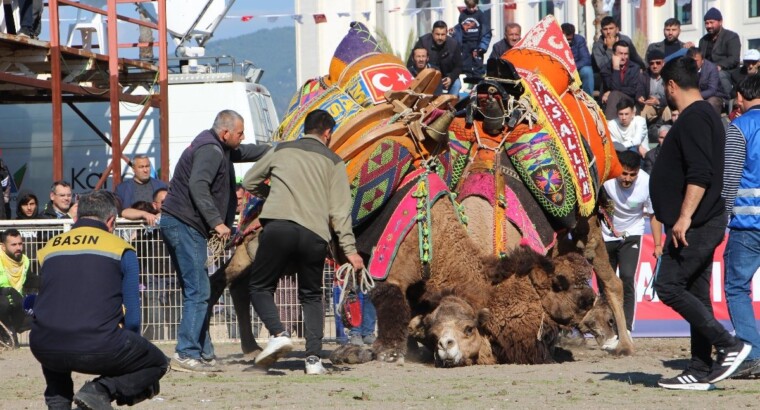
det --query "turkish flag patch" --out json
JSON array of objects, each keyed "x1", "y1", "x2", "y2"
[{"x1": 359, "y1": 63, "x2": 413, "y2": 104}]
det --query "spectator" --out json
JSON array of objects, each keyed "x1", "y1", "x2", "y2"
[
  {"x1": 642, "y1": 124, "x2": 670, "y2": 174},
  {"x1": 730, "y1": 49, "x2": 760, "y2": 98},
  {"x1": 407, "y1": 21, "x2": 463, "y2": 97},
  {"x1": 160, "y1": 110, "x2": 270, "y2": 372},
  {"x1": 115, "y1": 154, "x2": 167, "y2": 210},
  {"x1": 0, "y1": 229, "x2": 32, "y2": 347},
  {"x1": 592, "y1": 16, "x2": 645, "y2": 73},
  {"x1": 699, "y1": 7, "x2": 741, "y2": 98},
  {"x1": 637, "y1": 49, "x2": 669, "y2": 126},
  {"x1": 488, "y1": 23, "x2": 520, "y2": 63},
  {"x1": 646, "y1": 18, "x2": 693, "y2": 59},
  {"x1": 152, "y1": 187, "x2": 167, "y2": 211},
  {"x1": 687, "y1": 47, "x2": 728, "y2": 114},
  {"x1": 40, "y1": 180, "x2": 73, "y2": 219},
  {"x1": 15, "y1": 190, "x2": 40, "y2": 219},
  {"x1": 349, "y1": 294, "x2": 377, "y2": 346},
  {"x1": 607, "y1": 97, "x2": 648, "y2": 157},
  {"x1": 601, "y1": 150, "x2": 661, "y2": 347},
  {"x1": 408, "y1": 46, "x2": 431, "y2": 77},
  {"x1": 0, "y1": 156, "x2": 9, "y2": 219},
  {"x1": 30, "y1": 190, "x2": 168, "y2": 409},
  {"x1": 18, "y1": 0, "x2": 42, "y2": 39},
  {"x1": 600, "y1": 41, "x2": 642, "y2": 119},
  {"x1": 561, "y1": 23, "x2": 594, "y2": 96},
  {"x1": 235, "y1": 184, "x2": 245, "y2": 214},
  {"x1": 722, "y1": 74, "x2": 760, "y2": 379},
  {"x1": 651, "y1": 55, "x2": 750, "y2": 390},
  {"x1": 669, "y1": 109, "x2": 680, "y2": 124},
  {"x1": 243, "y1": 109, "x2": 364, "y2": 374},
  {"x1": 452, "y1": 0, "x2": 491, "y2": 78}
]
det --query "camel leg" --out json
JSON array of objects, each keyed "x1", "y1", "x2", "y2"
[
  {"x1": 229, "y1": 273, "x2": 262, "y2": 356},
  {"x1": 370, "y1": 282, "x2": 411, "y2": 364}
]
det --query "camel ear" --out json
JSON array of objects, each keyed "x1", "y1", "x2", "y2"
[
  {"x1": 409, "y1": 315, "x2": 426, "y2": 339},
  {"x1": 477, "y1": 308, "x2": 491, "y2": 328},
  {"x1": 552, "y1": 274, "x2": 571, "y2": 292}
]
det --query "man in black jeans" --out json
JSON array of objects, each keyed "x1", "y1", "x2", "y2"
[
  {"x1": 30, "y1": 191, "x2": 168, "y2": 409},
  {"x1": 650, "y1": 56, "x2": 750, "y2": 391},
  {"x1": 243, "y1": 109, "x2": 363, "y2": 375},
  {"x1": 18, "y1": 0, "x2": 42, "y2": 39}
]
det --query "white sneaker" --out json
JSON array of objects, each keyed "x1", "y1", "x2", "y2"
[
  {"x1": 255, "y1": 332, "x2": 294, "y2": 368},
  {"x1": 305, "y1": 355, "x2": 327, "y2": 375}
]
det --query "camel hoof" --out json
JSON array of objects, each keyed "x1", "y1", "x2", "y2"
[
  {"x1": 329, "y1": 344, "x2": 375, "y2": 364},
  {"x1": 376, "y1": 350, "x2": 405, "y2": 364}
]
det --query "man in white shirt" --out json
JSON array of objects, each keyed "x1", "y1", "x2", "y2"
[
  {"x1": 601, "y1": 150, "x2": 662, "y2": 344},
  {"x1": 607, "y1": 97, "x2": 649, "y2": 158}
]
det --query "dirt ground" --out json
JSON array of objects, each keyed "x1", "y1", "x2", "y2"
[{"x1": 2, "y1": 338, "x2": 760, "y2": 410}]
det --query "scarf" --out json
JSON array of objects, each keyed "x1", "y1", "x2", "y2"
[{"x1": 0, "y1": 251, "x2": 25, "y2": 292}]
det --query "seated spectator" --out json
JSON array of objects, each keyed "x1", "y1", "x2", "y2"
[
  {"x1": 562, "y1": 23, "x2": 594, "y2": 96},
  {"x1": 730, "y1": 49, "x2": 760, "y2": 96},
  {"x1": 668, "y1": 109, "x2": 680, "y2": 124},
  {"x1": 15, "y1": 190, "x2": 40, "y2": 219},
  {"x1": 642, "y1": 124, "x2": 670, "y2": 174},
  {"x1": 153, "y1": 187, "x2": 167, "y2": 212},
  {"x1": 488, "y1": 23, "x2": 521, "y2": 63},
  {"x1": 407, "y1": 20, "x2": 463, "y2": 97},
  {"x1": 607, "y1": 97, "x2": 648, "y2": 158},
  {"x1": 115, "y1": 155, "x2": 167, "y2": 210},
  {"x1": 600, "y1": 41, "x2": 641, "y2": 119},
  {"x1": 687, "y1": 47, "x2": 728, "y2": 114},
  {"x1": 0, "y1": 229, "x2": 32, "y2": 347},
  {"x1": 408, "y1": 46, "x2": 431, "y2": 77},
  {"x1": 646, "y1": 18, "x2": 693, "y2": 60},
  {"x1": 637, "y1": 49, "x2": 669, "y2": 126},
  {"x1": 699, "y1": 8, "x2": 741, "y2": 99},
  {"x1": 40, "y1": 180, "x2": 73, "y2": 219},
  {"x1": 592, "y1": 16, "x2": 645, "y2": 73}
]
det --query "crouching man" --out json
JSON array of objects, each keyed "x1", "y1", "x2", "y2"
[{"x1": 30, "y1": 190, "x2": 168, "y2": 409}]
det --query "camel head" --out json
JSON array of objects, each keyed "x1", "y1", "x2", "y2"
[
  {"x1": 541, "y1": 253, "x2": 597, "y2": 326},
  {"x1": 578, "y1": 296, "x2": 617, "y2": 348},
  {"x1": 409, "y1": 293, "x2": 494, "y2": 367}
]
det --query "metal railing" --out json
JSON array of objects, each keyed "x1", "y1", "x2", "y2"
[{"x1": 2, "y1": 219, "x2": 345, "y2": 345}]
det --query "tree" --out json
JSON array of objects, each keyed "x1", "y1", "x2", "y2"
[{"x1": 591, "y1": 0, "x2": 610, "y2": 41}]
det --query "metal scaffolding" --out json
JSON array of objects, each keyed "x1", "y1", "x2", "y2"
[{"x1": 0, "y1": 0, "x2": 169, "y2": 187}]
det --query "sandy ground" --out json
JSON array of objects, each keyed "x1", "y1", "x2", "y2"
[{"x1": 2, "y1": 338, "x2": 760, "y2": 410}]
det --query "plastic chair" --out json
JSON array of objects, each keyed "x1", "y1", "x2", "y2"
[{"x1": 66, "y1": 0, "x2": 107, "y2": 53}]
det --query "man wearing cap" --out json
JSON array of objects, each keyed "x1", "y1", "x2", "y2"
[
  {"x1": 731, "y1": 50, "x2": 760, "y2": 97},
  {"x1": 699, "y1": 7, "x2": 741, "y2": 98},
  {"x1": 647, "y1": 18, "x2": 693, "y2": 60},
  {"x1": 637, "y1": 49, "x2": 670, "y2": 126}
]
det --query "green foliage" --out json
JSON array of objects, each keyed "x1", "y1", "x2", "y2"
[
  {"x1": 375, "y1": 28, "x2": 417, "y2": 61},
  {"x1": 205, "y1": 27, "x2": 297, "y2": 119}
]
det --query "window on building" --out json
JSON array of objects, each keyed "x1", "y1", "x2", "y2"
[
  {"x1": 675, "y1": 1, "x2": 692, "y2": 25},
  {"x1": 751, "y1": 0, "x2": 760, "y2": 18},
  {"x1": 749, "y1": 38, "x2": 760, "y2": 50},
  {"x1": 416, "y1": 0, "x2": 443, "y2": 38},
  {"x1": 538, "y1": 0, "x2": 554, "y2": 19}
]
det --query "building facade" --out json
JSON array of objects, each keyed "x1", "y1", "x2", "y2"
[{"x1": 295, "y1": 0, "x2": 760, "y2": 85}]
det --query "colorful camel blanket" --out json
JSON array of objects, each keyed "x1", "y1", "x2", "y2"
[{"x1": 366, "y1": 169, "x2": 452, "y2": 281}]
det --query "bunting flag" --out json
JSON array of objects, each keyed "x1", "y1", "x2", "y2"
[
  {"x1": 313, "y1": 14, "x2": 327, "y2": 24},
  {"x1": 362, "y1": 11, "x2": 371, "y2": 20},
  {"x1": 504, "y1": 3, "x2": 517, "y2": 10},
  {"x1": 267, "y1": 16, "x2": 278, "y2": 22},
  {"x1": 241, "y1": 15, "x2": 253, "y2": 22},
  {"x1": 337, "y1": 12, "x2": 350, "y2": 18},
  {"x1": 292, "y1": 14, "x2": 303, "y2": 24},
  {"x1": 654, "y1": 0, "x2": 666, "y2": 6}
]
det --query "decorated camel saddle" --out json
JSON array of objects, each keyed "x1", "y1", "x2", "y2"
[{"x1": 450, "y1": 15, "x2": 623, "y2": 257}]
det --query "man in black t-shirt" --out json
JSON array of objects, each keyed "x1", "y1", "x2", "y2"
[{"x1": 650, "y1": 56, "x2": 750, "y2": 391}]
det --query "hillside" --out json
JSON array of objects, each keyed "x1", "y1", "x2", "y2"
[{"x1": 205, "y1": 26, "x2": 297, "y2": 119}]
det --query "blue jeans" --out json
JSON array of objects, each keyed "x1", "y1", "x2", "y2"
[
  {"x1": 724, "y1": 229, "x2": 760, "y2": 360},
  {"x1": 333, "y1": 288, "x2": 377, "y2": 342},
  {"x1": 579, "y1": 65, "x2": 594, "y2": 97},
  {"x1": 159, "y1": 214, "x2": 213, "y2": 360}
]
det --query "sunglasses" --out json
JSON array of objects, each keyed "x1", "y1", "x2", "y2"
[{"x1": 649, "y1": 60, "x2": 664, "y2": 66}]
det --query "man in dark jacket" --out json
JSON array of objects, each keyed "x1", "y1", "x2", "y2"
[
  {"x1": 488, "y1": 23, "x2": 520, "y2": 63},
  {"x1": 30, "y1": 190, "x2": 168, "y2": 409},
  {"x1": 562, "y1": 23, "x2": 593, "y2": 96},
  {"x1": 114, "y1": 154, "x2": 167, "y2": 209},
  {"x1": 637, "y1": 49, "x2": 669, "y2": 125},
  {"x1": 160, "y1": 109, "x2": 269, "y2": 372},
  {"x1": 452, "y1": 0, "x2": 491, "y2": 77},
  {"x1": 40, "y1": 180, "x2": 73, "y2": 219},
  {"x1": 699, "y1": 8, "x2": 741, "y2": 98},
  {"x1": 601, "y1": 41, "x2": 641, "y2": 119},
  {"x1": 688, "y1": 47, "x2": 728, "y2": 114},
  {"x1": 647, "y1": 18, "x2": 692, "y2": 59},
  {"x1": 592, "y1": 16, "x2": 646, "y2": 73},
  {"x1": 407, "y1": 21, "x2": 463, "y2": 96}
]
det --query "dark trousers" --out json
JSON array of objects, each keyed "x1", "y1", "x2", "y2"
[
  {"x1": 31, "y1": 330, "x2": 168, "y2": 409},
  {"x1": 248, "y1": 220, "x2": 327, "y2": 357},
  {"x1": 0, "y1": 287, "x2": 25, "y2": 331},
  {"x1": 19, "y1": 0, "x2": 42, "y2": 36},
  {"x1": 605, "y1": 235, "x2": 642, "y2": 331},
  {"x1": 653, "y1": 214, "x2": 734, "y2": 373}
]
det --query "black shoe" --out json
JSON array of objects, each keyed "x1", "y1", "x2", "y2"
[
  {"x1": 731, "y1": 358, "x2": 760, "y2": 379},
  {"x1": 74, "y1": 381, "x2": 113, "y2": 410},
  {"x1": 658, "y1": 370, "x2": 714, "y2": 391},
  {"x1": 708, "y1": 339, "x2": 752, "y2": 383}
]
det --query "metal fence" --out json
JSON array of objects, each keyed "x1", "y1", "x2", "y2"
[{"x1": 2, "y1": 219, "x2": 345, "y2": 345}]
